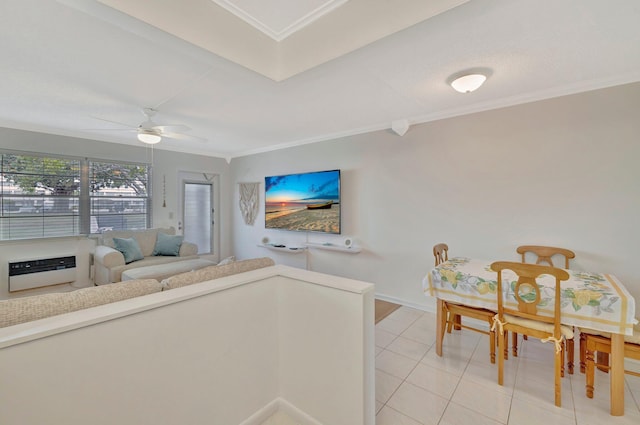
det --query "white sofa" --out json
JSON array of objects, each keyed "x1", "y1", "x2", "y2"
[
  {"x1": 0, "y1": 257, "x2": 276, "y2": 328},
  {"x1": 94, "y1": 227, "x2": 199, "y2": 285},
  {"x1": 0, "y1": 279, "x2": 162, "y2": 328}
]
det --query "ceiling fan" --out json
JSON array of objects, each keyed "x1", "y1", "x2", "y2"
[{"x1": 91, "y1": 108, "x2": 206, "y2": 144}]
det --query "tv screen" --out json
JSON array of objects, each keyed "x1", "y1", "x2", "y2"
[{"x1": 265, "y1": 169, "x2": 341, "y2": 234}]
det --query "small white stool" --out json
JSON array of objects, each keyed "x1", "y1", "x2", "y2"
[{"x1": 121, "y1": 259, "x2": 215, "y2": 282}]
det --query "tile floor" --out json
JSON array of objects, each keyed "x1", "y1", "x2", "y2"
[{"x1": 375, "y1": 306, "x2": 640, "y2": 425}]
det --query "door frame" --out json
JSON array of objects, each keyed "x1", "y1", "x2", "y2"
[{"x1": 177, "y1": 171, "x2": 220, "y2": 262}]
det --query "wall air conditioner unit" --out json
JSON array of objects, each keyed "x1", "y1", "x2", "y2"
[{"x1": 8, "y1": 255, "x2": 77, "y2": 292}]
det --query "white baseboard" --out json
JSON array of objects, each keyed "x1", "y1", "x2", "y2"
[
  {"x1": 375, "y1": 293, "x2": 493, "y2": 331},
  {"x1": 241, "y1": 397, "x2": 322, "y2": 425},
  {"x1": 374, "y1": 293, "x2": 434, "y2": 314},
  {"x1": 240, "y1": 398, "x2": 279, "y2": 425}
]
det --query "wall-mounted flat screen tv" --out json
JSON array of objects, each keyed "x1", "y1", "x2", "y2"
[{"x1": 265, "y1": 169, "x2": 341, "y2": 234}]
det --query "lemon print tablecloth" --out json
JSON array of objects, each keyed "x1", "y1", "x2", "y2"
[{"x1": 424, "y1": 257, "x2": 636, "y2": 336}]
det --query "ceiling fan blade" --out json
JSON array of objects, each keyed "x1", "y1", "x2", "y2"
[
  {"x1": 161, "y1": 132, "x2": 207, "y2": 143},
  {"x1": 81, "y1": 127, "x2": 136, "y2": 131},
  {"x1": 153, "y1": 124, "x2": 191, "y2": 132},
  {"x1": 89, "y1": 116, "x2": 137, "y2": 129},
  {"x1": 89, "y1": 109, "x2": 202, "y2": 143}
]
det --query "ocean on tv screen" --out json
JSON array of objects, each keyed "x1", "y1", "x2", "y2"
[{"x1": 265, "y1": 170, "x2": 340, "y2": 234}]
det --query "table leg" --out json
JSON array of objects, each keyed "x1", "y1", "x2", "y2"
[
  {"x1": 436, "y1": 298, "x2": 444, "y2": 357},
  {"x1": 610, "y1": 333, "x2": 624, "y2": 416}
]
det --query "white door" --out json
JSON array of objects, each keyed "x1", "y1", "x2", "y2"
[{"x1": 178, "y1": 172, "x2": 218, "y2": 258}]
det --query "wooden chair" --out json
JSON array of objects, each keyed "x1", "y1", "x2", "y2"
[
  {"x1": 491, "y1": 261, "x2": 571, "y2": 407},
  {"x1": 583, "y1": 323, "x2": 640, "y2": 398},
  {"x1": 579, "y1": 334, "x2": 617, "y2": 375},
  {"x1": 434, "y1": 243, "x2": 458, "y2": 330},
  {"x1": 433, "y1": 243, "x2": 449, "y2": 267},
  {"x1": 434, "y1": 244, "x2": 499, "y2": 363},
  {"x1": 516, "y1": 245, "x2": 576, "y2": 373},
  {"x1": 517, "y1": 245, "x2": 575, "y2": 268}
]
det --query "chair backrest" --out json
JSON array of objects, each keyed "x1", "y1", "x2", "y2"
[
  {"x1": 491, "y1": 261, "x2": 570, "y2": 335},
  {"x1": 433, "y1": 243, "x2": 449, "y2": 266},
  {"x1": 516, "y1": 245, "x2": 575, "y2": 269}
]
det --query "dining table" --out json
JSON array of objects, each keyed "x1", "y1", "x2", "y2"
[{"x1": 423, "y1": 257, "x2": 637, "y2": 416}]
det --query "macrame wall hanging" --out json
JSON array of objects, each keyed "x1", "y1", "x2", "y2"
[{"x1": 239, "y1": 182, "x2": 260, "y2": 225}]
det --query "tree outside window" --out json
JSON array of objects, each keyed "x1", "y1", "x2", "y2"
[{"x1": 0, "y1": 153, "x2": 151, "y2": 240}]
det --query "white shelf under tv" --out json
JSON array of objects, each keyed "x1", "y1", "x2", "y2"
[
  {"x1": 304, "y1": 242, "x2": 362, "y2": 254},
  {"x1": 257, "y1": 244, "x2": 307, "y2": 254}
]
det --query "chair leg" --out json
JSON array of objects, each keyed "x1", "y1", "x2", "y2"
[
  {"x1": 446, "y1": 313, "x2": 454, "y2": 333},
  {"x1": 585, "y1": 346, "x2": 595, "y2": 398},
  {"x1": 560, "y1": 345, "x2": 565, "y2": 378},
  {"x1": 596, "y1": 352, "x2": 609, "y2": 372},
  {"x1": 579, "y1": 333, "x2": 586, "y2": 373},
  {"x1": 489, "y1": 327, "x2": 496, "y2": 364},
  {"x1": 494, "y1": 330, "x2": 508, "y2": 360},
  {"x1": 497, "y1": 327, "x2": 505, "y2": 386},
  {"x1": 440, "y1": 305, "x2": 448, "y2": 345},
  {"x1": 567, "y1": 337, "x2": 574, "y2": 374},
  {"x1": 454, "y1": 314, "x2": 462, "y2": 331},
  {"x1": 512, "y1": 331, "x2": 518, "y2": 357},
  {"x1": 555, "y1": 345, "x2": 563, "y2": 407},
  {"x1": 503, "y1": 331, "x2": 509, "y2": 360}
]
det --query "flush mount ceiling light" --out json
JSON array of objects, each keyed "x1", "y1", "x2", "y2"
[
  {"x1": 450, "y1": 73, "x2": 487, "y2": 93},
  {"x1": 137, "y1": 130, "x2": 161, "y2": 144}
]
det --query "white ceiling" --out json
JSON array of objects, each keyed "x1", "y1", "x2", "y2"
[
  {"x1": 1, "y1": 0, "x2": 639, "y2": 161},
  {"x1": 210, "y1": 0, "x2": 351, "y2": 41}
]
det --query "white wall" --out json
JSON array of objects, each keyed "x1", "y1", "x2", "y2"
[
  {"x1": 2, "y1": 82, "x2": 639, "y2": 309},
  {"x1": 0, "y1": 266, "x2": 375, "y2": 425},
  {"x1": 230, "y1": 82, "x2": 640, "y2": 310},
  {"x1": 0, "y1": 128, "x2": 233, "y2": 299}
]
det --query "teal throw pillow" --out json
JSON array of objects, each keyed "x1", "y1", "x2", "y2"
[
  {"x1": 113, "y1": 237, "x2": 144, "y2": 264},
  {"x1": 153, "y1": 232, "x2": 184, "y2": 256}
]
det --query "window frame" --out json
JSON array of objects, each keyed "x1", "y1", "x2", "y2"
[
  {"x1": 88, "y1": 159, "x2": 152, "y2": 234},
  {"x1": 0, "y1": 149, "x2": 152, "y2": 241}
]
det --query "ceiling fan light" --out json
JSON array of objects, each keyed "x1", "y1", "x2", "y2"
[
  {"x1": 138, "y1": 131, "x2": 161, "y2": 144},
  {"x1": 450, "y1": 73, "x2": 487, "y2": 93}
]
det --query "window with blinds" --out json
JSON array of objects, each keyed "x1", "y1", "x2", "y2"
[
  {"x1": 0, "y1": 153, "x2": 81, "y2": 239},
  {"x1": 89, "y1": 161, "x2": 150, "y2": 233},
  {"x1": 0, "y1": 152, "x2": 151, "y2": 240}
]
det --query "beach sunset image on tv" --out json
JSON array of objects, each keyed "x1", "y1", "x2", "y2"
[{"x1": 265, "y1": 169, "x2": 340, "y2": 234}]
